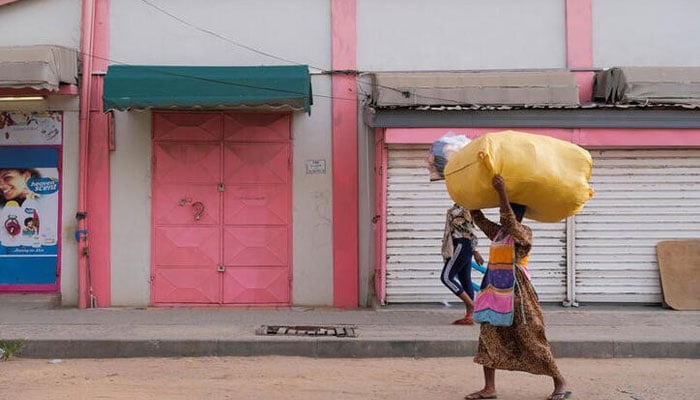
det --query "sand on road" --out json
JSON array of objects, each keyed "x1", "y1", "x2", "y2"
[{"x1": 0, "y1": 356, "x2": 697, "y2": 400}]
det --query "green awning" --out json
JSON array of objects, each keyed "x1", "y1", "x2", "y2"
[{"x1": 103, "y1": 65, "x2": 312, "y2": 113}]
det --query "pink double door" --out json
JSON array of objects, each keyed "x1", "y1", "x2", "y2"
[{"x1": 151, "y1": 112, "x2": 291, "y2": 305}]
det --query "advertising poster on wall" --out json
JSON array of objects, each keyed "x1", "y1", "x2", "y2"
[
  {"x1": 0, "y1": 111, "x2": 61, "y2": 145},
  {"x1": 0, "y1": 111, "x2": 61, "y2": 288}
]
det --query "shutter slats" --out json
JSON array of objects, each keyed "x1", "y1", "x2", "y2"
[
  {"x1": 385, "y1": 145, "x2": 566, "y2": 304},
  {"x1": 575, "y1": 149, "x2": 700, "y2": 303}
]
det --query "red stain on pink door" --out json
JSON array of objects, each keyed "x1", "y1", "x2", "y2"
[{"x1": 151, "y1": 112, "x2": 291, "y2": 305}]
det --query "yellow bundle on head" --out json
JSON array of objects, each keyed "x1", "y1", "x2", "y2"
[{"x1": 444, "y1": 130, "x2": 594, "y2": 223}]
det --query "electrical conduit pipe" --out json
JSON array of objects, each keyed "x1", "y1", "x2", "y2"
[{"x1": 77, "y1": 0, "x2": 96, "y2": 308}]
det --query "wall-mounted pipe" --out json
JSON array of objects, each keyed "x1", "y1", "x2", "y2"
[{"x1": 77, "y1": 0, "x2": 96, "y2": 308}]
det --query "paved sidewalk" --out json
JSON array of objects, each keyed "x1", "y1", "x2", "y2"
[{"x1": 0, "y1": 296, "x2": 698, "y2": 359}]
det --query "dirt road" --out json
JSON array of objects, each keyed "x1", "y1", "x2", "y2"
[{"x1": 1, "y1": 357, "x2": 697, "y2": 399}]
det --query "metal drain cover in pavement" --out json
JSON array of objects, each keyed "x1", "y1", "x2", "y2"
[{"x1": 256, "y1": 325, "x2": 357, "y2": 337}]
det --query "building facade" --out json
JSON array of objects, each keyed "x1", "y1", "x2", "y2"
[{"x1": 0, "y1": 0, "x2": 698, "y2": 308}]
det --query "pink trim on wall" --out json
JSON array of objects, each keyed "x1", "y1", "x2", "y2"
[
  {"x1": 385, "y1": 128, "x2": 575, "y2": 144},
  {"x1": 565, "y1": 0, "x2": 593, "y2": 68},
  {"x1": 577, "y1": 128, "x2": 700, "y2": 147},
  {"x1": 384, "y1": 128, "x2": 700, "y2": 148},
  {"x1": 566, "y1": 0, "x2": 593, "y2": 103},
  {"x1": 0, "y1": 283, "x2": 58, "y2": 292},
  {"x1": 574, "y1": 72, "x2": 595, "y2": 103},
  {"x1": 90, "y1": 0, "x2": 111, "y2": 307},
  {"x1": 78, "y1": 0, "x2": 111, "y2": 308},
  {"x1": 54, "y1": 131, "x2": 64, "y2": 294},
  {"x1": 331, "y1": 0, "x2": 358, "y2": 307}
]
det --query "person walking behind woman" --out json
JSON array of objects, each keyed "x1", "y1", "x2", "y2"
[
  {"x1": 440, "y1": 203, "x2": 484, "y2": 325},
  {"x1": 465, "y1": 175, "x2": 571, "y2": 400}
]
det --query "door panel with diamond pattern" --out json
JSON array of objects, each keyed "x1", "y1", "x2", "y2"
[{"x1": 151, "y1": 112, "x2": 291, "y2": 305}]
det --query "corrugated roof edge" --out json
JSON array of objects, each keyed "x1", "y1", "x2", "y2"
[{"x1": 368, "y1": 102, "x2": 700, "y2": 111}]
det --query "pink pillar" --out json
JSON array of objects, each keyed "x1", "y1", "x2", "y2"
[
  {"x1": 566, "y1": 0, "x2": 594, "y2": 103},
  {"x1": 78, "y1": 0, "x2": 111, "y2": 307},
  {"x1": 331, "y1": 0, "x2": 359, "y2": 307}
]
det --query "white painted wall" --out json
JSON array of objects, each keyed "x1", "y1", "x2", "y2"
[
  {"x1": 108, "y1": 0, "x2": 334, "y2": 306},
  {"x1": 56, "y1": 104, "x2": 80, "y2": 306},
  {"x1": 0, "y1": 0, "x2": 81, "y2": 48},
  {"x1": 110, "y1": 111, "x2": 152, "y2": 306},
  {"x1": 357, "y1": 0, "x2": 566, "y2": 71},
  {"x1": 593, "y1": 0, "x2": 700, "y2": 67},
  {"x1": 110, "y1": 0, "x2": 330, "y2": 70},
  {"x1": 292, "y1": 76, "x2": 333, "y2": 306}
]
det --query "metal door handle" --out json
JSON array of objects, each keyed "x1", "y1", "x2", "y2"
[{"x1": 192, "y1": 201, "x2": 204, "y2": 221}]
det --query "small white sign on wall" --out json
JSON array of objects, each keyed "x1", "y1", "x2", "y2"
[
  {"x1": 305, "y1": 159, "x2": 326, "y2": 175},
  {"x1": 0, "y1": 111, "x2": 62, "y2": 145}
]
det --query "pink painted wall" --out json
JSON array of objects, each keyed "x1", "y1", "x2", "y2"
[
  {"x1": 78, "y1": 0, "x2": 111, "y2": 308},
  {"x1": 331, "y1": 0, "x2": 358, "y2": 307},
  {"x1": 566, "y1": 0, "x2": 594, "y2": 103},
  {"x1": 384, "y1": 128, "x2": 700, "y2": 148}
]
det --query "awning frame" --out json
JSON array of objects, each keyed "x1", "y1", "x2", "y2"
[{"x1": 370, "y1": 70, "x2": 580, "y2": 108}]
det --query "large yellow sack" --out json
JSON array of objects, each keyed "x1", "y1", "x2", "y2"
[{"x1": 444, "y1": 130, "x2": 594, "y2": 222}]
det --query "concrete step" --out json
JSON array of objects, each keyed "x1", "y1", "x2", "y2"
[{"x1": 0, "y1": 293, "x2": 61, "y2": 310}]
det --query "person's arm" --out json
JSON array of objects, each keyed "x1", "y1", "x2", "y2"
[
  {"x1": 499, "y1": 208, "x2": 532, "y2": 246},
  {"x1": 462, "y1": 210, "x2": 481, "y2": 251},
  {"x1": 492, "y1": 174, "x2": 512, "y2": 217},
  {"x1": 491, "y1": 175, "x2": 532, "y2": 245},
  {"x1": 441, "y1": 208, "x2": 454, "y2": 261},
  {"x1": 473, "y1": 248, "x2": 484, "y2": 266},
  {"x1": 443, "y1": 208, "x2": 453, "y2": 237},
  {"x1": 469, "y1": 209, "x2": 501, "y2": 241}
]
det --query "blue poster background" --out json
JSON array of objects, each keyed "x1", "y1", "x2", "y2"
[{"x1": 0, "y1": 147, "x2": 59, "y2": 285}]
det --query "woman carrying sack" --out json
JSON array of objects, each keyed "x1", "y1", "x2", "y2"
[{"x1": 465, "y1": 175, "x2": 571, "y2": 400}]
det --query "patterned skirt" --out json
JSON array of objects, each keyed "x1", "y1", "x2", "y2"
[{"x1": 473, "y1": 267, "x2": 561, "y2": 377}]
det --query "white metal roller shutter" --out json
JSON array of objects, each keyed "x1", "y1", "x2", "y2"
[
  {"x1": 385, "y1": 144, "x2": 567, "y2": 304},
  {"x1": 575, "y1": 149, "x2": 700, "y2": 303}
]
